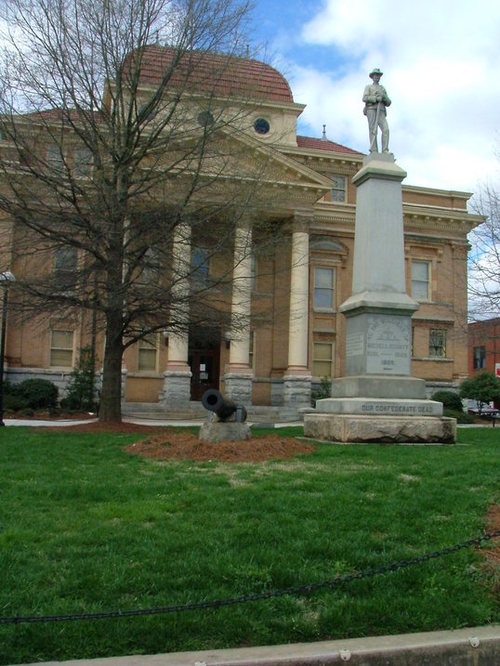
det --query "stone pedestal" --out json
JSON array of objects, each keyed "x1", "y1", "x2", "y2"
[
  {"x1": 304, "y1": 153, "x2": 456, "y2": 444},
  {"x1": 199, "y1": 420, "x2": 251, "y2": 443},
  {"x1": 304, "y1": 412, "x2": 456, "y2": 444}
]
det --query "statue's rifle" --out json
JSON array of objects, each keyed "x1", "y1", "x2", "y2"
[{"x1": 374, "y1": 100, "x2": 382, "y2": 145}]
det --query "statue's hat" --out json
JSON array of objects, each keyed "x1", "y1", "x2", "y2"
[{"x1": 369, "y1": 68, "x2": 383, "y2": 78}]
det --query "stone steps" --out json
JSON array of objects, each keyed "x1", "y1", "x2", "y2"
[{"x1": 121, "y1": 402, "x2": 304, "y2": 423}]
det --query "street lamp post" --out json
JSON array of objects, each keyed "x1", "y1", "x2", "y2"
[{"x1": 0, "y1": 271, "x2": 15, "y2": 426}]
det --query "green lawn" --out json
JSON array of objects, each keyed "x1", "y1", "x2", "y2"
[{"x1": 0, "y1": 426, "x2": 499, "y2": 664}]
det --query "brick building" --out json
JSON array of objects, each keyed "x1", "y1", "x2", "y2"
[
  {"x1": 468, "y1": 318, "x2": 500, "y2": 378},
  {"x1": 0, "y1": 48, "x2": 482, "y2": 415}
]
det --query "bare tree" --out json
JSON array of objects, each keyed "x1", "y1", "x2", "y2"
[
  {"x1": 469, "y1": 184, "x2": 500, "y2": 321},
  {"x1": 0, "y1": 0, "x2": 284, "y2": 421}
]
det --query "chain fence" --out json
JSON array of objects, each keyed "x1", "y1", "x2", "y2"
[{"x1": 1, "y1": 529, "x2": 500, "y2": 626}]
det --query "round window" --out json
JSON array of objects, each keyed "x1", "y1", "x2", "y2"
[
  {"x1": 197, "y1": 111, "x2": 214, "y2": 127},
  {"x1": 253, "y1": 117, "x2": 270, "y2": 135}
]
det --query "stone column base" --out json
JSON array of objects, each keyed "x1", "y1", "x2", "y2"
[
  {"x1": 223, "y1": 372, "x2": 253, "y2": 405},
  {"x1": 283, "y1": 374, "x2": 312, "y2": 407},
  {"x1": 304, "y1": 413, "x2": 456, "y2": 444},
  {"x1": 159, "y1": 370, "x2": 192, "y2": 406}
]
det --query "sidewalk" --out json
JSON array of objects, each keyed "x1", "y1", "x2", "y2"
[
  {"x1": 16, "y1": 625, "x2": 500, "y2": 665},
  {"x1": 3, "y1": 418, "x2": 303, "y2": 428}
]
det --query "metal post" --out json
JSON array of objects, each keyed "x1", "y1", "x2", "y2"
[
  {"x1": 0, "y1": 282, "x2": 9, "y2": 426},
  {"x1": 0, "y1": 271, "x2": 15, "y2": 427}
]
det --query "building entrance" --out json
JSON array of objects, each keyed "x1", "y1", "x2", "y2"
[{"x1": 188, "y1": 328, "x2": 221, "y2": 400}]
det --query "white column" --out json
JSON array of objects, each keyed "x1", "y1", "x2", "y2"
[
  {"x1": 167, "y1": 222, "x2": 191, "y2": 370},
  {"x1": 161, "y1": 222, "x2": 192, "y2": 405},
  {"x1": 287, "y1": 228, "x2": 310, "y2": 371},
  {"x1": 225, "y1": 220, "x2": 253, "y2": 404},
  {"x1": 284, "y1": 211, "x2": 312, "y2": 407},
  {"x1": 229, "y1": 222, "x2": 253, "y2": 368}
]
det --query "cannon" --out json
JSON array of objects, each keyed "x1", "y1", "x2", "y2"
[{"x1": 201, "y1": 388, "x2": 247, "y2": 423}]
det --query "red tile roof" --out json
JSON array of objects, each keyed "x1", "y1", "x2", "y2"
[
  {"x1": 296, "y1": 135, "x2": 362, "y2": 155},
  {"x1": 127, "y1": 45, "x2": 294, "y2": 103}
]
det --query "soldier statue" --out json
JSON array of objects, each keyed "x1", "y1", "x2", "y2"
[{"x1": 363, "y1": 68, "x2": 391, "y2": 153}]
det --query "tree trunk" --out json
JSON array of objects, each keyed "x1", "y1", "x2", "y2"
[{"x1": 99, "y1": 312, "x2": 124, "y2": 422}]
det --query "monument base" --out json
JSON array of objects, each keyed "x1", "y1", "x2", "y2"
[
  {"x1": 304, "y1": 412, "x2": 456, "y2": 444},
  {"x1": 331, "y1": 375, "x2": 426, "y2": 399}
]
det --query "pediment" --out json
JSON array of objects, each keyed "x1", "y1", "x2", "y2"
[
  {"x1": 223, "y1": 130, "x2": 335, "y2": 194},
  {"x1": 172, "y1": 126, "x2": 334, "y2": 202}
]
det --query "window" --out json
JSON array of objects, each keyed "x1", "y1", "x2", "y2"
[
  {"x1": 197, "y1": 111, "x2": 214, "y2": 127},
  {"x1": 253, "y1": 118, "x2": 270, "y2": 135},
  {"x1": 47, "y1": 143, "x2": 64, "y2": 171},
  {"x1": 411, "y1": 260, "x2": 430, "y2": 301},
  {"x1": 138, "y1": 336, "x2": 157, "y2": 371},
  {"x1": 192, "y1": 247, "x2": 209, "y2": 285},
  {"x1": 138, "y1": 248, "x2": 160, "y2": 285},
  {"x1": 249, "y1": 331, "x2": 255, "y2": 369},
  {"x1": 314, "y1": 266, "x2": 335, "y2": 310},
  {"x1": 473, "y1": 346, "x2": 486, "y2": 370},
  {"x1": 250, "y1": 253, "x2": 256, "y2": 290},
  {"x1": 331, "y1": 175, "x2": 346, "y2": 202},
  {"x1": 55, "y1": 247, "x2": 77, "y2": 290},
  {"x1": 429, "y1": 329, "x2": 446, "y2": 358},
  {"x1": 50, "y1": 330, "x2": 74, "y2": 367},
  {"x1": 313, "y1": 342, "x2": 333, "y2": 377},
  {"x1": 74, "y1": 147, "x2": 93, "y2": 176}
]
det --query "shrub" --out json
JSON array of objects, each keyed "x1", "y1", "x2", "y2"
[
  {"x1": 443, "y1": 408, "x2": 474, "y2": 423},
  {"x1": 311, "y1": 376, "x2": 332, "y2": 407},
  {"x1": 60, "y1": 347, "x2": 97, "y2": 412},
  {"x1": 17, "y1": 378, "x2": 58, "y2": 410},
  {"x1": 3, "y1": 393, "x2": 29, "y2": 412},
  {"x1": 460, "y1": 372, "x2": 500, "y2": 415},
  {"x1": 432, "y1": 390, "x2": 463, "y2": 413},
  {"x1": 21, "y1": 407, "x2": 34, "y2": 417}
]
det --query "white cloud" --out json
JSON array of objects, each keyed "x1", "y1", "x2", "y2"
[{"x1": 284, "y1": 0, "x2": 500, "y2": 192}]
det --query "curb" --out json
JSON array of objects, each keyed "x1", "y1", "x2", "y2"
[{"x1": 16, "y1": 625, "x2": 500, "y2": 665}]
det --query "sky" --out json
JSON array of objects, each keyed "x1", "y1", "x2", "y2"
[{"x1": 250, "y1": 0, "x2": 500, "y2": 195}]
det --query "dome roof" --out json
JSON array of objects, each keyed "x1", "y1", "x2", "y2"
[{"x1": 130, "y1": 45, "x2": 294, "y2": 104}]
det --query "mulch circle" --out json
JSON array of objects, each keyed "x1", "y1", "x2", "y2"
[
  {"x1": 36, "y1": 420, "x2": 316, "y2": 462},
  {"x1": 124, "y1": 432, "x2": 316, "y2": 462}
]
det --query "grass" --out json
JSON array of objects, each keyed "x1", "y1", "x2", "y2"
[{"x1": 0, "y1": 426, "x2": 499, "y2": 664}]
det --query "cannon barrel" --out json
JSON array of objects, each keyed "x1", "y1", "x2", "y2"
[{"x1": 201, "y1": 388, "x2": 247, "y2": 422}]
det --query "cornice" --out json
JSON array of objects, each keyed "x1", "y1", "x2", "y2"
[
  {"x1": 279, "y1": 146, "x2": 363, "y2": 168},
  {"x1": 402, "y1": 183, "x2": 473, "y2": 200},
  {"x1": 403, "y1": 208, "x2": 481, "y2": 235},
  {"x1": 133, "y1": 82, "x2": 307, "y2": 115}
]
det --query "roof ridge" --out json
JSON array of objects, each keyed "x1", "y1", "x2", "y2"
[{"x1": 296, "y1": 134, "x2": 363, "y2": 155}]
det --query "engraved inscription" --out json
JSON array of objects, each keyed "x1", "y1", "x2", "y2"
[
  {"x1": 346, "y1": 332, "x2": 364, "y2": 357},
  {"x1": 360, "y1": 402, "x2": 434, "y2": 415},
  {"x1": 366, "y1": 316, "x2": 410, "y2": 375}
]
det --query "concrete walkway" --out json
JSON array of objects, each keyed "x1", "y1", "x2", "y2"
[
  {"x1": 3, "y1": 417, "x2": 486, "y2": 429},
  {"x1": 3, "y1": 417, "x2": 303, "y2": 428},
  {"x1": 16, "y1": 625, "x2": 500, "y2": 665}
]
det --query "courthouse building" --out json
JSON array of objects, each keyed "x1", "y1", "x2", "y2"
[{"x1": 0, "y1": 48, "x2": 482, "y2": 413}]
